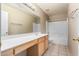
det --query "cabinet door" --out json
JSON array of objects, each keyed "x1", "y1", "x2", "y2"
[
  {"x1": 38, "y1": 37, "x2": 45, "y2": 56},
  {"x1": 45, "y1": 36, "x2": 48, "y2": 50},
  {"x1": 38, "y1": 41, "x2": 44, "y2": 56}
]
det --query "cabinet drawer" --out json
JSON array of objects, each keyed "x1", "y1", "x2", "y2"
[
  {"x1": 1, "y1": 49, "x2": 13, "y2": 56},
  {"x1": 14, "y1": 40, "x2": 37, "y2": 55}
]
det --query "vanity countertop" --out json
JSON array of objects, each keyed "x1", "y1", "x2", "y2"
[{"x1": 1, "y1": 33, "x2": 48, "y2": 52}]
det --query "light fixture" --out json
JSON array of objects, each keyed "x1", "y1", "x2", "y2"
[{"x1": 23, "y1": 3, "x2": 35, "y2": 11}]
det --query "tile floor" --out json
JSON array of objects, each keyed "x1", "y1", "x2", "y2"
[{"x1": 43, "y1": 41, "x2": 70, "y2": 56}]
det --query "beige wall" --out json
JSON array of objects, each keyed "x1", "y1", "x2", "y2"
[
  {"x1": 1, "y1": 4, "x2": 35, "y2": 35},
  {"x1": 68, "y1": 3, "x2": 79, "y2": 56},
  {"x1": 49, "y1": 14, "x2": 67, "y2": 22},
  {"x1": 33, "y1": 4, "x2": 49, "y2": 33}
]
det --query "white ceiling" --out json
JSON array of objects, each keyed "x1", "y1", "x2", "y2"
[
  {"x1": 6, "y1": 3, "x2": 69, "y2": 21},
  {"x1": 37, "y1": 3, "x2": 68, "y2": 17}
]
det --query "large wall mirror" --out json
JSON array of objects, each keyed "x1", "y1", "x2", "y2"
[{"x1": 1, "y1": 3, "x2": 40, "y2": 36}]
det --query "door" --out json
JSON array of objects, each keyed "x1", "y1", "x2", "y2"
[
  {"x1": 68, "y1": 4, "x2": 79, "y2": 56},
  {"x1": 1, "y1": 11, "x2": 8, "y2": 36}
]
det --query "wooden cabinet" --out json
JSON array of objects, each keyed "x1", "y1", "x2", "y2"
[
  {"x1": 37, "y1": 35, "x2": 48, "y2": 56},
  {"x1": 27, "y1": 45, "x2": 38, "y2": 56},
  {"x1": 38, "y1": 41, "x2": 45, "y2": 56},
  {"x1": 44, "y1": 35, "x2": 48, "y2": 50},
  {"x1": 37, "y1": 37, "x2": 45, "y2": 56},
  {"x1": 27, "y1": 36, "x2": 48, "y2": 56},
  {"x1": 1, "y1": 35, "x2": 48, "y2": 56},
  {"x1": 1, "y1": 49, "x2": 13, "y2": 56},
  {"x1": 27, "y1": 37, "x2": 45, "y2": 56},
  {"x1": 14, "y1": 40, "x2": 38, "y2": 55}
]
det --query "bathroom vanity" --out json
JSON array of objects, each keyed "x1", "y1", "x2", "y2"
[{"x1": 1, "y1": 33, "x2": 48, "y2": 56}]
